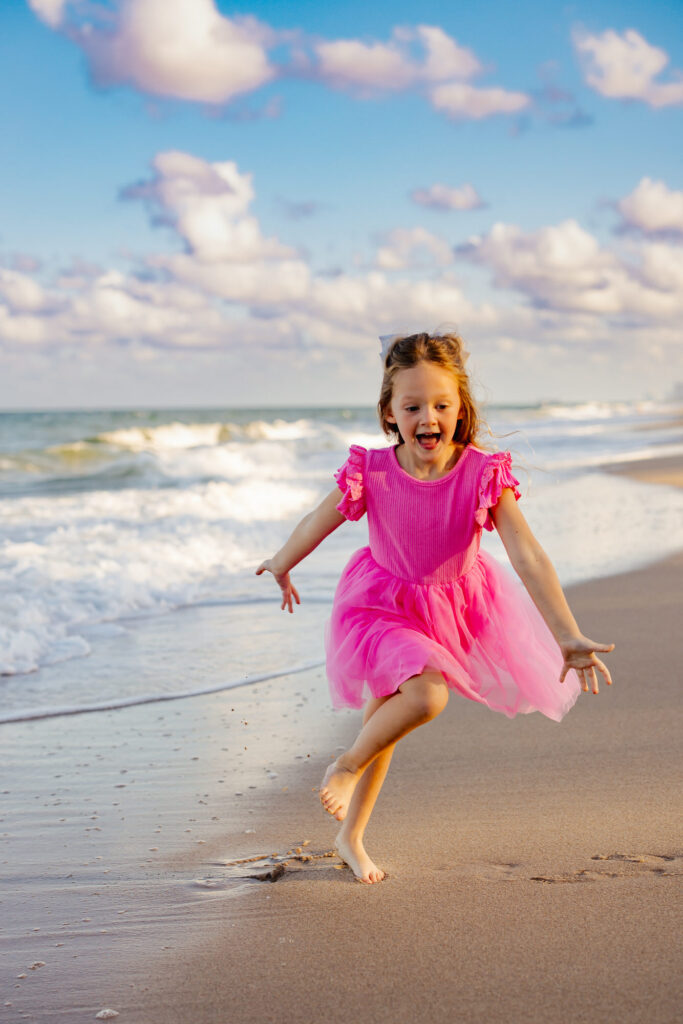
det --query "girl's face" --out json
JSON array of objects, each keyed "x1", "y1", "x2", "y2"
[{"x1": 386, "y1": 360, "x2": 462, "y2": 459}]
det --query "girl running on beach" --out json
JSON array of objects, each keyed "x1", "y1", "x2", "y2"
[{"x1": 256, "y1": 330, "x2": 614, "y2": 884}]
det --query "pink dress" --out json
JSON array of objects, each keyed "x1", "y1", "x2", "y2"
[{"x1": 324, "y1": 443, "x2": 581, "y2": 722}]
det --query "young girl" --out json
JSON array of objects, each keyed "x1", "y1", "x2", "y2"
[{"x1": 255, "y1": 331, "x2": 614, "y2": 885}]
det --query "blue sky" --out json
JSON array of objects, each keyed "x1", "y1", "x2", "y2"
[{"x1": 1, "y1": 0, "x2": 682, "y2": 408}]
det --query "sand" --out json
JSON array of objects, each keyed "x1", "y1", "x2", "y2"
[
  {"x1": 1, "y1": 454, "x2": 681, "y2": 1023},
  {"x1": 603, "y1": 451, "x2": 683, "y2": 489}
]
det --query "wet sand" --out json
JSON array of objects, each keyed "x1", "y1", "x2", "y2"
[
  {"x1": 2, "y1": 459, "x2": 682, "y2": 1023},
  {"x1": 603, "y1": 450, "x2": 683, "y2": 488}
]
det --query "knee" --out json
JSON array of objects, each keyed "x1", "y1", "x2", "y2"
[{"x1": 404, "y1": 672, "x2": 449, "y2": 720}]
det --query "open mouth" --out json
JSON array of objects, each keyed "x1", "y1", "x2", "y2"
[{"x1": 416, "y1": 432, "x2": 440, "y2": 449}]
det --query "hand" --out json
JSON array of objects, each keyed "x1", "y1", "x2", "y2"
[
  {"x1": 255, "y1": 559, "x2": 301, "y2": 613},
  {"x1": 558, "y1": 635, "x2": 615, "y2": 694}
]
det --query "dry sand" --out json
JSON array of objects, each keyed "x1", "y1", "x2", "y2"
[{"x1": 2, "y1": 455, "x2": 681, "y2": 1023}]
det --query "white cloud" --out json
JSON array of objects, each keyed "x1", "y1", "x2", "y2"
[
  {"x1": 410, "y1": 182, "x2": 485, "y2": 211},
  {"x1": 458, "y1": 219, "x2": 683, "y2": 319},
  {"x1": 153, "y1": 252, "x2": 312, "y2": 306},
  {"x1": 0, "y1": 148, "x2": 486, "y2": 351},
  {"x1": 0, "y1": 307, "x2": 51, "y2": 345},
  {"x1": 314, "y1": 24, "x2": 482, "y2": 94},
  {"x1": 616, "y1": 177, "x2": 683, "y2": 236},
  {"x1": 29, "y1": 6, "x2": 528, "y2": 123},
  {"x1": 122, "y1": 150, "x2": 311, "y2": 305},
  {"x1": 305, "y1": 270, "x2": 488, "y2": 334},
  {"x1": 313, "y1": 38, "x2": 416, "y2": 94},
  {"x1": 124, "y1": 150, "x2": 297, "y2": 264},
  {"x1": 0, "y1": 269, "x2": 47, "y2": 312},
  {"x1": 68, "y1": 0, "x2": 276, "y2": 104},
  {"x1": 410, "y1": 25, "x2": 482, "y2": 81},
  {"x1": 375, "y1": 227, "x2": 454, "y2": 269},
  {"x1": 573, "y1": 27, "x2": 683, "y2": 108},
  {"x1": 67, "y1": 270, "x2": 227, "y2": 345},
  {"x1": 312, "y1": 24, "x2": 527, "y2": 118},
  {"x1": 2, "y1": 150, "x2": 681, "y2": 379},
  {"x1": 27, "y1": 0, "x2": 67, "y2": 29},
  {"x1": 429, "y1": 81, "x2": 530, "y2": 119},
  {"x1": 638, "y1": 241, "x2": 683, "y2": 293}
]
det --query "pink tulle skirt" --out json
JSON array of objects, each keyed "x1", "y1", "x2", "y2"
[{"x1": 324, "y1": 546, "x2": 580, "y2": 722}]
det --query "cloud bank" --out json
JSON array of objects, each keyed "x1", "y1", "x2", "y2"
[{"x1": 1, "y1": 151, "x2": 680, "y2": 372}]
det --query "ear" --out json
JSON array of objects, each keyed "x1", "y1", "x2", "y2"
[{"x1": 386, "y1": 411, "x2": 396, "y2": 425}]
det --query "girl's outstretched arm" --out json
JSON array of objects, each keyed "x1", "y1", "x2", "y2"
[
  {"x1": 255, "y1": 487, "x2": 347, "y2": 613},
  {"x1": 490, "y1": 489, "x2": 615, "y2": 694}
]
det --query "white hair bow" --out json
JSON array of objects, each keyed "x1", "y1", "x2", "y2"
[{"x1": 378, "y1": 331, "x2": 412, "y2": 363}]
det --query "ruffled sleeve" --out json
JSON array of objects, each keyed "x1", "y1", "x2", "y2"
[
  {"x1": 333, "y1": 444, "x2": 367, "y2": 521},
  {"x1": 475, "y1": 451, "x2": 521, "y2": 532}
]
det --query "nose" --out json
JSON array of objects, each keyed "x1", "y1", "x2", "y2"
[{"x1": 420, "y1": 406, "x2": 439, "y2": 428}]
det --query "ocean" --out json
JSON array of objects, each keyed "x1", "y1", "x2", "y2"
[{"x1": 1, "y1": 401, "x2": 682, "y2": 723}]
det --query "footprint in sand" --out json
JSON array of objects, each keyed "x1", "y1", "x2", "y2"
[
  {"x1": 467, "y1": 862, "x2": 526, "y2": 882},
  {"x1": 220, "y1": 848, "x2": 339, "y2": 883},
  {"x1": 530, "y1": 851, "x2": 682, "y2": 884}
]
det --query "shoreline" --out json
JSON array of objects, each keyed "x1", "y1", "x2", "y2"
[
  {"x1": 601, "y1": 451, "x2": 683, "y2": 489},
  {"x1": 1, "y1": 445, "x2": 681, "y2": 723},
  {"x1": 2, "y1": 452, "x2": 682, "y2": 1022},
  {"x1": 2, "y1": 550, "x2": 682, "y2": 1023}
]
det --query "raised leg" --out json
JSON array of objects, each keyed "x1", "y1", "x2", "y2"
[{"x1": 319, "y1": 668, "x2": 448, "y2": 824}]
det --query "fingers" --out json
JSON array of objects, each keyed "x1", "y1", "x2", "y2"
[
  {"x1": 280, "y1": 586, "x2": 301, "y2": 613},
  {"x1": 256, "y1": 561, "x2": 302, "y2": 613},
  {"x1": 593, "y1": 656, "x2": 613, "y2": 686},
  {"x1": 577, "y1": 661, "x2": 613, "y2": 694},
  {"x1": 576, "y1": 667, "x2": 597, "y2": 693},
  {"x1": 559, "y1": 636, "x2": 615, "y2": 693}
]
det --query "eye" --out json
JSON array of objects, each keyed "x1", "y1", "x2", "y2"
[{"x1": 405, "y1": 406, "x2": 418, "y2": 412}]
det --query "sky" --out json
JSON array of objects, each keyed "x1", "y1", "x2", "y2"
[{"x1": 0, "y1": 0, "x2": 682, "y2": 409}]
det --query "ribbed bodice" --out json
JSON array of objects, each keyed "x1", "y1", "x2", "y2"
[{"x1": 333, "y1": 444, "x2": 521, "y2": 586}]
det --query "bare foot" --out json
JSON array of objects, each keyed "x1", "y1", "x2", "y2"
[
  {"x1": 335, "y1": 832, "x2": 386, "y2": 884},
  {"x1": 318, "y1": 758, "x2": 359, "y2": 821}
]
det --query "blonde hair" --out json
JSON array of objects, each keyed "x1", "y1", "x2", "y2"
[{"x1": 377, "y1": 330, "x2": 480, "y2": 446}]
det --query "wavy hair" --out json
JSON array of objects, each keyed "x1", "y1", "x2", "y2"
[{"x1": 377, "y1": 330, "x2": 481, "y2": 447}]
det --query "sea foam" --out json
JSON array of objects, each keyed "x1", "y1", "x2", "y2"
[{"x1": 0, "y1": 402, "x2": 681, "y2": 691}]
